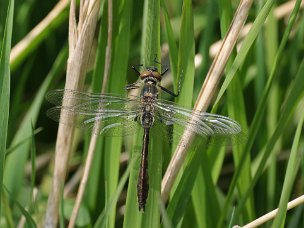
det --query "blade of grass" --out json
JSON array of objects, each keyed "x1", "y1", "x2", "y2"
[
  {"x1": 161, "y1": 0, "x2": 195, "y2": 204},
  {"x1": 232, "y1": 57, "x2": 304, "y2": 225},
  {"x1": 123, "y1": 137, "x2": 142, "y2": 228},
  {"x1": 271, "y1": 104, "x2": 304, "y2": 227},
  {"x1": 219, "y1": 0, "x2": 254, "y2": 222},
  {"x1": 163, "y1": 2, "x2": 196, "y2": 221},
  {"x1": 0, "y1": 0, "x2": 14, "y2": 217},
  {"x1": 10, "y1": 0, "x2": 69, "y2": 70},
  {"x1": 141, "y1": 0, "x2": 162, "y2": 227},
  {"x1": 30, "y1": 121, "x2": 36, "y2": 213},
  {"x1": 214, "y1": 0, "x2": 277, "y2": 105},
  {"x1": 5, "y1": 128, "x2": 43, "y2": 156},
  {"x1": 83, "y1": 1, "x2": 107, "y2": 217},
  {"x1": 2, "y1": 189, "x2": 14, "y2": 228},
  {"x1": 103, "y1": 0, "x2": 132, "y2": 226},
  {"x1": 94, "y1": 156, "x2": 133, "y2": 227},
  {"x1": 218, "y1": 0, "x2": 303, "y2": 226},
  {"x1": 264, "y1": 6, "x2": 279, "y2": 214},
  {"x1": 166, "y1": 141, "x2": 204, "y2": 227},
  {"x1": 161, "y1": 0, "x2": 178, "y2": 80},
  {"x1": 161, "y1": 0, "x2": 253, "y2": 205},
  {"x1": 4, "y1": 46, "x2": 67, "y2": 200},
  {"x1": 3, "y1": 186, "x2": 37, "y2": 228}
]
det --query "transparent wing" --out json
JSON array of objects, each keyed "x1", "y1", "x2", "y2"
[
  {"x1": 154, "y1": 99, "x2": 243, "y2": 145},
  {"x1": 46, "y1": 89, "x2": 141, "y2": 136},
  {"x1": 46, "y1": 89, "x2": 137, "y2": 107}
]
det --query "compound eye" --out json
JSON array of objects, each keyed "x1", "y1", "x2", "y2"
[
  {"x1": 140, "y1": 70, "x2": 150, "y2": 78},
  {"x1": 152, "y1": 71, "x2": 161, "y2": 80}
]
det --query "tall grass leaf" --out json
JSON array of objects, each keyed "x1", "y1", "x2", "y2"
[
  {"x1": 214, "y1": 0, "x2": 277, "y2": 106},
  {"x1": 264, "y1": 7, "x2": 279, "y2": 214},
  {"x1": 4, "y1": 46, "x2": 68, "y2": 199},
  {"x1": 191, "y1": 143, "x2": 221, "y2": 228},
  {"x1": 29, "y1": 121, "x2": 36, "y2": 212},
  {"x1": 100, "y1": 0, "x2": 133, "y2": 227},
  {"x1": 218, "y1": 0, "x2": 303, "y2": 225},
  {"x1": 3, "y1": 186, "x2": 37, "y2": 227},
  {"x1": 140, "y1": 0, "x2": 162, "y2": 227},
  {"x1": 5, "y1": 128, "x2": 42, "y2": 156},
  {"x1": 166, "y1": 145, "x2": 202, "y2": 227},
  {"x1": 94, "y1": 157, "x2": 132, "y2": 227},
  {"x1": 2, "y1": 189, "x2": 14, "y2": 227},
  {"x1": 10, "y1": 2, "x2": 69, "y2": 70},
  {"x1": 219, "y1": 0, "x2": 254, "y2": 222},
  {"x1": 0, "y1": 0, "x2": 14, "y2": 217},
  {"x1": 161, "y1": 0, "x2": 178, "y2": 80},
  {"x1": 166, "y1": 0, "x2": 195, "y2": 224},
  {"x1": 167, "y1": 0, "x2": 195, "y2": 208},
  {"x1": 83, "y1": 1, "x2": 107, "y2": 217},
  {"x1": 233, "y1": 58, "x2": 304, "y2": 225},
  {"x1": 271, "y1": 104, "x2": 304, "y2": 227}
]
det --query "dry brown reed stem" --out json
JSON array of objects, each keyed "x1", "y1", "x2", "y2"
[
  {"x1": 234, "y1": 195, "x2": 304, "y2": 228},
  {"x1": 10, "y1": 0, "x2": 69, "y2": 66},
  {"x1": 44, "y1": 0, "x2": 101, "y2": 227},
  {"x1": 68, "y1": 0, "x2": 112, "y2": 226},
  {"x1": 161, "y1": 0, "x2": 253, "y2": 202}
]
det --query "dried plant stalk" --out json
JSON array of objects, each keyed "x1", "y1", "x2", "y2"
[
  {"x1": 236, "y1": 195, "x2": 304, "y2": 228},
  {"x1": 161, "y1": 0, "x2": 253, "y2": 202},
  {"x1": 68, "y1": 0, "x2": 111, "y2": 226},
  {"x1": 44, "y1": 0, "x2": 101, "y2": 227}
]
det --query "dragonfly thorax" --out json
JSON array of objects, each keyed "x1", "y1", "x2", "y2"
[{"x1": 140, "y1": 83, "x2": 159, "y2": 99}]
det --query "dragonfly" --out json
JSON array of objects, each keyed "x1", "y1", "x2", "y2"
[{"x1": 46, "y1": 63, "x2": 242, "y2": 211}]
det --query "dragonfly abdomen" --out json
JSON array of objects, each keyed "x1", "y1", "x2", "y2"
[{"x1": 137, "y1": 127, "x2": 150, "y2": 211}]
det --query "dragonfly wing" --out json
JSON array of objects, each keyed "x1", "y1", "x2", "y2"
[
  {"x1": 46, "y1": 89, "x2": 141, "y2": 136},
  {"x1": 154, "y1": 99, "x2": 243, "y2": 145},
  {"x1": 46, "y1": 89, "x2": 136, "y2": 106}
]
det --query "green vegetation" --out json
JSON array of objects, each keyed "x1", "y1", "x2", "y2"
[{"x1": 1, "y1": 0, "x2": 304, "y2": 227}]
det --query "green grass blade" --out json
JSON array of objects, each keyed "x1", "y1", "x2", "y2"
[
  {"x1": 140, "y1": 1, "x2": 162, "y2": 227},
  {"x1": 5, "y1": 128, "x2": 42, "y2": 156},
  {"x1": 271, "y1": 104, "x2": 304, "y2": 227},
  {"x1": 4, "y1": 46, "x2": 67, "y2": 199},
  {"x1": 3, "y1": 186, "x2": 37, "y2": 227},
  {"x1": 176, "y1": 0, "x2": 195, "y2": 108},
  {"x1": 161, "y1": 0, "x2": 178, "y2": 80},
  {"x1": 214, "y1": 0, "x2": 276, "y2": 106},
  {"x1": 218, "y1": 0, "x2": 303, "y2": 225},
  {"x1": 10, "y1": 2, "x2": 69, "y2": 70},
  {"x1": 83, "y1": 2, "x2": 107, "y2": 218},
  {"x1": 0, "y1": 0, "x2": 14, "y2": 217},
  {"x1": 29, "y1": 121, "x2": 36, "y2": 212},
  {"x1": 166, "y1": 144, "x2": 202, "y2": 227},
  {"x1": 165, "y1": 0, "x2": 195, "y2": 224},
  {"x1": 94, "y1": 157, "x2": 132, "y2": 227},
  {"x1": 101, "y1": 0, "x2": 133, "y2": 227},
  {"x1": 233, "y1": 58, "x2": 304, "y2": 224},
  {"x1": 219, "y1": 0, "x2": 254, "y2": 222},
  {"x1": 2, "y1": 185, "x2": 14, "y2": 227},
  {"x1": 140, "y1": 0, "x2": 160, "y2": 65}
]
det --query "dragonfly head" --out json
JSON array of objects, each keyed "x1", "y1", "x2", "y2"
[{"x1": 140, "y1": 66, "x2": 162, "y2": 81}]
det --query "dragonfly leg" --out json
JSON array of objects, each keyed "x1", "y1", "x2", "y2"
[
  {"x1": 153, "y1": 56, "x2": 169, "y2": 76},
  {"x1": 125, "y1": 81, "x2": 140, "y2": 90},
  {"x1": 159, "y1": 85, "x2": 179, "y2": 97},
  {"x1": 132, "y1": 64, "x2": 143, "y2": 76},
  {"x1": 159, "y1": 69, "x2": 183, "y2": 97}
]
